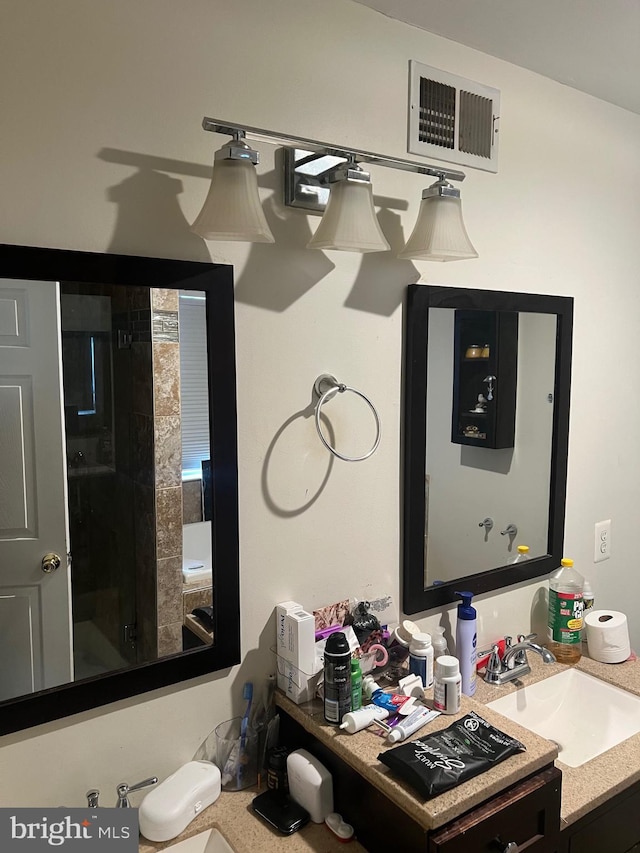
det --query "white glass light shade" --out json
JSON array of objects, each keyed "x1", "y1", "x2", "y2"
[
  {"x1": 191, "y1": 157, "x2": 274, "y2": 243},
  {"x1": 398, "y1": 195, "x2": 477, "y2": 261},
  {"x1": 306, "y1": 179, "x2": 390, "y2": 253}
]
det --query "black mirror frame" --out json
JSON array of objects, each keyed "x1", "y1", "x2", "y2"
[
  {"x1": 402, "y1": 284, "x2": 573, "y2": 615},
  {"x1": 0, "y1": 244, "x2": 240, "y2": 735}
]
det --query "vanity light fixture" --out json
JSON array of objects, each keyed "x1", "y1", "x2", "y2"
[
  {"x1": 191, "y1": 130, "x2": 275, "y2": 243},
  {"x1": 306, "y1": 156, "x2": 390, "y2": 253},
  {"x1": 193, "y1": 118, "x2": 477, "y2": 260},
  {"x1": 398, "y1": 178, "x2": 478, "y2": 262}
]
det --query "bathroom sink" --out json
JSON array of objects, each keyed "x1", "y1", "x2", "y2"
[
  {"x1": 486, "y1": 668, "x2": 640, "y2": 767},
  {"x1": 163, "y1": 828, "x2": 235, "y2": 853}
]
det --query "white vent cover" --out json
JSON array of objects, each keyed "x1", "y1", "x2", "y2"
[{"x1": 408, "y1": 60, "x2": 500, "y2": 173}]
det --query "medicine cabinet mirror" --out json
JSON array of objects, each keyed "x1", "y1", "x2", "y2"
[
  {"x1": 402, "y1": 284, "x2": 573, "y2": 614},
  {"x1": 0, "y1": 244, "x2": 240, "y2": 735}
]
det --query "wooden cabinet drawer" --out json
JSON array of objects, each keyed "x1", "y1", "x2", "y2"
[
  {"x1": 429, "y1": 766, "x2": 562, "y2": 853},
  {"x1": 568, "y1": 783, "x2": 640, "y2": 853}
]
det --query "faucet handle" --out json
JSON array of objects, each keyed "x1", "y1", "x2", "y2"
[
  {"x1": 86, "y1": 789, "x2": 99, "y2": 808},
  {"x1": 486, "y1": 644, "x2": 503, "y2": 675},
  {"x1": 116, "y1": 776, "x2": 158, "y2": 807}
]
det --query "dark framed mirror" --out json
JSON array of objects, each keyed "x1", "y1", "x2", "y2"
[
  {"x1": 0, "y1": 244, "x2": 240, "y2": 734},
  {"x1": 403, "y1": 284, "x2": 573, "y2": 614}
]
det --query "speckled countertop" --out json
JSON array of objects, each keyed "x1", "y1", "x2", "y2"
[
  {"x1": 138, "y1": 789, "x2": 367, "y2": 853},
  {"x1": 275, "y1": 677, "x2": 557, "y2": 832},
  {"x1": 139, "y1": 653, "x2": 640, "y2": 851}
]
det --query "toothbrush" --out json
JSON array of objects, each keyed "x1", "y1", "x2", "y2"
[{"x1": 237, "y1": 682, "x2": 253, "y2": 786}]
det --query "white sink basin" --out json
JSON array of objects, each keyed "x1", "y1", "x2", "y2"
[
  {"x1": 163, "y1": 828, "x2": 234, "y2": 853},
  {"x1": 487, "y1": 668, "x2": 640, "y2": 767}
]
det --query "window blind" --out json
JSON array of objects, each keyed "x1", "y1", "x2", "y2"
[{"x1": 179, "y1": 292, "x2": 210, "y2": 479}]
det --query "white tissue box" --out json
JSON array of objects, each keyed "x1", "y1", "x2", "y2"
[
  {"x1": 139, "y1": 761, "x2": 221, "y2": 842},
  {"x1": 275, "y1": 601, "x2": 315, "y2": 674}
]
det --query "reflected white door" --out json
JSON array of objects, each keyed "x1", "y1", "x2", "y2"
[{"x1": 0, "y1": 279, "x2": 72, "y2": 701}]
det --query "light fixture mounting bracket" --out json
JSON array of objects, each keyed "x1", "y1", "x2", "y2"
[{"x1": 202, "y1": 116, "x2": 466, "y2": 214}]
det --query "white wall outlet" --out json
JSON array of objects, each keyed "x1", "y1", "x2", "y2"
[{"x1": 594, "y1": 519, "x2": 611, "y2": 563}]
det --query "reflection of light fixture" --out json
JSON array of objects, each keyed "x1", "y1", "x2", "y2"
[
  {"x1": 306, "y1": 158, "x2": 390, "y2": 253},
  {"x1": 398, "y1": 178, "x2": 477, "y2": 261},
  {"x1": 193, "y1": 118, "x2": 477, "y2": 259},
  {"x1": 191, "y1": 131, "x2": 274, "y2": 243}
]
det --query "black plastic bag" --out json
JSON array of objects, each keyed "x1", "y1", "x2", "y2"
[{"x1": 378, "y1": 711, "x2": 525, "y2": 799}]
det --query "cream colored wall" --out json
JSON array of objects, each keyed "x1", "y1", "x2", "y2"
[{"x1": 1, "y1": 0, "x2": 640, "y2": 807}]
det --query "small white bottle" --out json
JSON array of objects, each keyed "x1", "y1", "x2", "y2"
[
  {"x1": 432, "y1": 626, "x2": 448, "y2": 658},
  {"x1": 433, "y1": 655, "x2": 461, "y2": 715},
  {"x1": 582, "y1": 580, "x2": 594, "y2": 646},
  {"x1": 409, "y1": 632, "x2": 434, "y2": 689}
]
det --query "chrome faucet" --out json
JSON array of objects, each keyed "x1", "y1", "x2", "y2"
[
  {"x1": 115, "y1": 776, "x2": 158, "y2": 807},
  {"x1": 483, "y1": 634, "x2": 556, "y2": 685}
]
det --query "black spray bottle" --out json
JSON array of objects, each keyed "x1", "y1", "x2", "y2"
[{"x1": 323, "y1": 632, "x2": 352, "y2": 725}]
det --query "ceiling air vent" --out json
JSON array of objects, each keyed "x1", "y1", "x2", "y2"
[{"x1": 408, "y1": 60, "x2": 500, "y2": 173}]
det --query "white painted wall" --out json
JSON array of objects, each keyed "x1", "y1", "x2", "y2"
[{"x1": 1, "y1": 0, "x2": 640, "y2": 808}]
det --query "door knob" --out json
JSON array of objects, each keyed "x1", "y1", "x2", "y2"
[{"x1": 41, "y1": 552, "x2": 62, "y2": 573}]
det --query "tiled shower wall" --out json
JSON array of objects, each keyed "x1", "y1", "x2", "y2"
[{"x1": 151, "y1": 289, "x2": 184, "y2": 656}]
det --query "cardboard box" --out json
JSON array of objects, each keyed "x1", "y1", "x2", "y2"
[{"x1": 275, "y1": 601, "x2": 315, "y2": 675}]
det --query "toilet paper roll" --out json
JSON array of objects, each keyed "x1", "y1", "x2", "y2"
[{"x1": 585, "y1": 610, "x2": 630, "y2": 663}]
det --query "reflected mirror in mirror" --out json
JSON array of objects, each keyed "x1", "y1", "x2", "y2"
[
  {"x1": 425, "y1": 308, "x2": 556, "y2": 584},
  {"x1": 0, "y1": 245, "x2": 239, "y2": 735},
  {"x1": 403, "y1": 285, "x2": 573, "y2": 614}
]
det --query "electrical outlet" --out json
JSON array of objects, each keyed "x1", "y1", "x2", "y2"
[{"x1": 594, "y1": 519, "x2": 611, "y2": 563}]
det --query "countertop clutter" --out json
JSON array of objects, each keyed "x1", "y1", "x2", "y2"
[
  {"x1": 138, "y1": 788, "x2": 367, "y2": 852},
  {"x1": 139, "y1": 654, "x2": 640, "y2": 852}
]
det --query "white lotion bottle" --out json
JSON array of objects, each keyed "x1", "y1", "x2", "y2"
[{"x1": 455, "y1": 591, "x2": 477, "y2": 696}]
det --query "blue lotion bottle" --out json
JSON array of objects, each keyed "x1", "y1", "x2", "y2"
[{"x1": 455, "y1": 591, "x2": 477, "y2": 696}]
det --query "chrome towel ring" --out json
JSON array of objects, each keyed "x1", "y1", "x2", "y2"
[{"x1": 313, "y1": 373, "x2": 381, "y2": 462}]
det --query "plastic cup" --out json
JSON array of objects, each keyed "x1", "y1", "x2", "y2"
[{"x1": 214, "y1": 717, "x2": 258, "y2": 791}]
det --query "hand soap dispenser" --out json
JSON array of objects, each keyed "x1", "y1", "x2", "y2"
[{"x1": 455, "y1": 591, "x2": 477, "y2": 696}]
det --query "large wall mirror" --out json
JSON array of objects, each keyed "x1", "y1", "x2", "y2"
[
  {"x1": 0, "y1": 245, "x2": 239, "y2": 734},
  {"x1": 403, "y1": 284, "x2": 573, "y2": 614}
]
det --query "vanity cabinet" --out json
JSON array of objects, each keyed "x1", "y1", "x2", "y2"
[
  {"x1": 451, "y1": 309, "x2": 518, "y2": 448},
  {"x1": 278, "y1": 708, "x2": 561, "y2": 852},
  {"x1": 429, "y1": 765, "x2": 561, "y2": 852},
  {"x1": 557, "y1": 775, "x2": 640, "y2": 853}
]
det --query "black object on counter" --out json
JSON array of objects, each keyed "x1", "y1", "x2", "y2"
[
  {"x1": 266, "y1": 745, "x2": 290, "y2": 793},
  {"x1": 252, "y1": 789, "x2": 310, "y2": 835},
  {"x1": 378, "y1": 711, "x2": 525, "y2": 799},
  {"x1": 323, "y1": 631, "x2": 352, "y2": 725}
]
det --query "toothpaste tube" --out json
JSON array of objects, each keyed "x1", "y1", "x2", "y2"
[
  {"x1": 387, "y1": 705, "x2": 441, "y2": 743},
  {"x1": 339, "y1": 704, "x2": 390, "y2": 734}
]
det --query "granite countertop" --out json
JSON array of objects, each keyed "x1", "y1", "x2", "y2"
[
  {"x1": 275, "y1": 680, "x2": 557, "y2": 832},
  {"x1": 277, "y1": 653, "x2": 640, "y2": 832},
  {"x1": 139, "y1": 653, "x2": 640, "y2": 851},
  {"x1": 138, "y1": 788, "x2": 367, "y2": 853}
]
